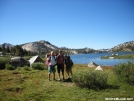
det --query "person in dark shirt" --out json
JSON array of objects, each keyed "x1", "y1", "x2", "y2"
[
  {"x1": 65, "y1": 55, "x2": 73, "y2": 79},
  {"x1": 56, "y1": 50, "x2": 65, "y2": 80}
]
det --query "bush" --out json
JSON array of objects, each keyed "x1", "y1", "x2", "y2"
[
  {"x1": 23, "y1": 56, "x2": 32, "y2": 60},
  {"x1": 6, "y1": 64, "x2": 15, "y2": 70},
  {"x1": 114, "y1": 62, "x2": 134, "y2": 84},
  {"x1": 0, "y1": 57, "x2": 10, "y2": 69},
  {"x1": 23, "y1": 66, "x2": 31, "y2": 71},
  {"x1": 72, "y1": 70, "x2": 108, "y2": 89},
  {"x1": 31, "y1": 62, "x2": 47, "y2": 70}
]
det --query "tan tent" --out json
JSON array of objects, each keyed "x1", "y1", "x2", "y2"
[
  {"x1": 29, "y1": 55, "x2": 44, "y2": 66},
  {"x1": 11, "y1": 57, "x2": 30, "y2": 67},
  {"x1": 95, "y1": 66, "x2": 103, "y2": 71},
  {"x1": 88, "y1": 61, "x2": 98, "y2": 67}
]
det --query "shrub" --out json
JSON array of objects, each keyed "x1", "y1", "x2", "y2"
[
  {"x1": 31, "y1": 62, "x2": 47, "y2": 70},
  {"x1": 72, "y1": 70, "x2": 108, "y2": 89},
  {"x1": 6, "y1": 64, "x2": 15, "y2": 70},
  {"x1": 23, "y1": 56, "x2": 32, "y2": 60},
  {"x1": 23, "y1": 66, "x2": 31, "y2": 71},
  {"x1": 12, "y1": 71, "x2": 21, "y2": 74},
  {"x1": 17, "y1": 67, "x2": 22, "y2": 71},
  {"x1": 0, "y1": 57, "x2": 10, "y2": 69},
  {"x1": 114, "y1": 62, "x2": 134, "y2": 84}
]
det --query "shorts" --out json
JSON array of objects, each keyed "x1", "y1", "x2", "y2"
[
  {"x1": 57, "y1": 64, "x2": 64, "y2": 73},
  {"x1": 66, "y1": 66, "x2": 72, "y2": 71},
  {"x1": 48, "y1": 65, "x2": 56, "y2": 73}
]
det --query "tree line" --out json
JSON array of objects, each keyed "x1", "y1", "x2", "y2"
[{"x1": 0, "y1": 44, "x2": 36, "y2": 56}]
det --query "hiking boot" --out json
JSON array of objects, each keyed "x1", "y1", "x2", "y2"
[
  {"x1": 67, "y1": 78, "x2": 71, "y2": 80},
  {"x1": 57, "y1": 78, "x2": 61, "y2": 81},
  {"x1": 48, "y1": 78, "x2": 51, "y2": 81}
]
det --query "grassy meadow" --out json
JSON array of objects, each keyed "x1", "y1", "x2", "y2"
[{"x1": 0, "y1": 64, "x2": 134, "y2": 101}]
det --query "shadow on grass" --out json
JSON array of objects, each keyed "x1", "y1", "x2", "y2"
[
  {"x1": 87, "y1": 84, "x2": 120, "y2": 91},
  {"x1": 63, "y1": 78, "x2": 73, "y2": 82},
  {"x1": 65, "y1": 78, "x2": 120, "y2": 91},
  {"x1": 61, "y1": 79, "x2": 120, "y2": 91},
  {"x1": 106, "y1": 84, "x2": 120, "y2": 90},
  {"x1": 74, "y1": 84, "x2": 120, "y2": 91},
  {"x1": 53, "y1": 78, "x2": 73, "y2": 82}
]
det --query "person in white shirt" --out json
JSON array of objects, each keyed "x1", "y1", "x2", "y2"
[{"x1": 47, "y1": 51, "x2": 56, "y2": 81}]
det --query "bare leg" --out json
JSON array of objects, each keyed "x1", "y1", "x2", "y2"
[
  {"x1": 62, "y1": 64, "x2": 65, "y2": 80},
  {"x1": 48, "y1": 73, "x2": 50, "y2": 80},
  {"x1": 66, "y1": 71, "x2": 69, "y2": 78},
  {"x1": 57, "y1": 65, "x2": 60, "y2": 80},
  {"x1": 70, "y1": 69, "x2": 72, "y2": 76},
  {"x1": 53, "y1": 73, "x2": 55, "y2": 80},
  {"x1": 58, "y1": 73, "x2": 60, "y2": 80},
  {"x1": 62, "y1": 72, "x2": 65, "y2": 80}
]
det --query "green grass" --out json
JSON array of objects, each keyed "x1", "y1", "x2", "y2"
[
  {"x1": 101, "y1": 53, "x2": 134, "y2": 59},
  {"x1": 0, "y1": 64, "x2": 134, "y2": 101}
]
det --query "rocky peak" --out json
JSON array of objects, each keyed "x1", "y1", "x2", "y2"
[
  {"x1": 110, "y1": 41, "x2": 134, "y2": 52},
  {"x1": 22, "y1": 40, "x2": 58, "y2": 53},
  {"x1": 0, "y1": 43, "x2": 14, "y2": 48}
]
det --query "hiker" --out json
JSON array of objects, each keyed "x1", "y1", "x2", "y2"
[
  {"x1": 46, "y1": 51, "x2": 56, "y2": 81},
  {"x1": 45, "y1": 53, "x2": 50, "y2": 58},
  {"x1": 45, "y1": 53, "x2": 50, "y2": 67},
  {"x1": 56, "y1": 50, "x2": 65, "y2": 80},
  {"x1": 65, "y1": 55, "x2": 73, "y2": 79}
]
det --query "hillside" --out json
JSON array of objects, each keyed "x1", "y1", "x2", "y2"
[
  {"x1": 21, "y1": 40, "x2": 59, "y2": 53},
  {"x1": 0, "y1": 40, "x2": 134, "y2": 54},
  {"x1": 20, "y1": 40, "x2": 134, "y2": 53},
  {"x1": 0, "y1": 43, "x2": 13, "y2": 48},
  {"x1": 21, "y1": 40, "x2": 95, "y2": 54},
  {"x1": 110, "y1": 41, "x2": 134, "y2": 52}
]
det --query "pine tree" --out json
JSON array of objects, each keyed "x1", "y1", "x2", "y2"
[{"x1": 6, "y1": 46, "x2": 10, "y2": 53}]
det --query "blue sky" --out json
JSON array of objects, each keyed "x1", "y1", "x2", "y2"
[{"x1": 0, "y1": 0, "x2": 134, "y2": 49}]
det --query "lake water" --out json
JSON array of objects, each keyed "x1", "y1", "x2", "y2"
[{"x1": 70, "y1": 52, "x2": 134, "y2": 66}]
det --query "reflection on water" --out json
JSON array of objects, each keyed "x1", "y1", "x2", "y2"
[{"x1": 70, "y1": 52, "x2": 134, "y2": 66}]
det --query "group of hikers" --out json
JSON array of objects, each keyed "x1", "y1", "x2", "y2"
[{"x1": 45, "y1": 50, "x2": 73, "y2": 81}]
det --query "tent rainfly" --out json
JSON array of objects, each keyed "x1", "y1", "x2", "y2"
[
  {"x1": 11, "y1": 57, "x2": 30, "y2": 67},
  {"x1": 95, "y1": 66, "x2": 103, "y2": 71},
  {"x1": 88, "y1": 61, "x2": 98, "y2": 67},
  {"x1": 29, "y1": 55, "x2": 44, "y2": 65}
]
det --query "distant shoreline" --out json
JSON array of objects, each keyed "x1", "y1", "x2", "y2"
[{"x1": 100, "y1": 53, "x2": 134, "y2": 59}]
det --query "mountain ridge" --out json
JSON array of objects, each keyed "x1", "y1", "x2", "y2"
[
  {"x1": 110, "y1": 41, "x2": 134, "y2": 52},
  {"x1": 0, "y1": 40, "x2": 134, "y2": 54}
]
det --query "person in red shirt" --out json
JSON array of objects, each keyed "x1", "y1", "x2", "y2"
[{"x1": 56, "y1": 50, "x2": 65, "y2": 80}]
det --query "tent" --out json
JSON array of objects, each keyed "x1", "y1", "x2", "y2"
[
  {"x1": 95, "y1": 66, "x2": 103, "y2": 71},
  {"x1": 11, "y1": 57, "x2": 30, "y2": 67},
  {"x1": 29, "y1": 55, "x2": 44, "y2": 65},
  {"x1": 88, "y1": 61, "x2": 98, "y2": 67}
]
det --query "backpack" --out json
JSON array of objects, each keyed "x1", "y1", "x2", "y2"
[
  {"x1": 45, "y1": 60, "x2": 50, "y2": 67},
  {"x1": 45, "y1": 56, "x2": 56, "y2": 66},
  {"x1": 65, "y1": 59, "x2": 73, "y2": 66}
]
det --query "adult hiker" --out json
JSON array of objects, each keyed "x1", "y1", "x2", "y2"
[
  {"x1": 56, "y1": 50, "x2": 65, "y2": 81},
  {"x1": 46, "y1": 51, "x2": 56, "y2": 81},
  {"x1": 65, "y1": 55, "x2": 73, "y2": 79}
]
